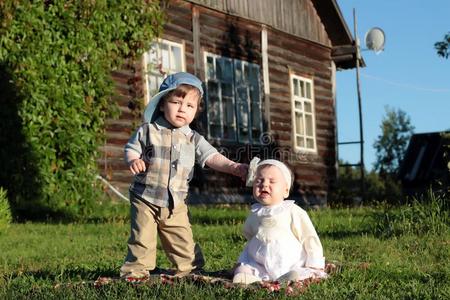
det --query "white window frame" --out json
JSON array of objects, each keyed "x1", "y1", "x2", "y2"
[
  {"x1": 204, "y1": 52, "x2": 263, "y2": 144},
  {"x1": 143, "y1": 39, "x2": 185, "y2": 105},
  {"x1": 290, "y1": 74, "x2": 317, "y2": 153}
]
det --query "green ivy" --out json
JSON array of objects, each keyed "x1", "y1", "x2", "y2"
[
  {"x1": 0, "y1": 0, "x2": 164, "y2": 220},
  {"x1": 0, "y1": 187, "x2": 12, "y2": 230}
]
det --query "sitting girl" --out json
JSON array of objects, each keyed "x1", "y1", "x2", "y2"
[{"x1": 233, "y1": 159, "x2": 327, "y2": 284}]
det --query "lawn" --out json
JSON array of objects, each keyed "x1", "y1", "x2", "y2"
[{"x1": 0, "y1": 201, "x2": 449, "y2": 299}]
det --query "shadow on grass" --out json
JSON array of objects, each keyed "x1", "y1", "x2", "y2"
[
  {"x1": 6, "y1": 266, "x2": 236, "y2": 283},
  {"x1": 190, "y1": 215, "x2": 246, "y2": 226},
  {"x1": 7, "y1": 267, "x2": 117, "y2": 282}
]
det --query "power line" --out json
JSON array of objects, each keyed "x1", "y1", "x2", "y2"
[{"x1": 361, "y1": 72, "x2": 450, "y2": 93}]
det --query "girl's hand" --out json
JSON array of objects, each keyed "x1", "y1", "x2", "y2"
[{"x1": 129, "y1": 159, "x2": 146, "y2": 175}]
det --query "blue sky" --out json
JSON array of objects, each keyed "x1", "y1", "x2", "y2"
[{"x1": 335, "y1": 0, "x2": 450, "y2": 170}]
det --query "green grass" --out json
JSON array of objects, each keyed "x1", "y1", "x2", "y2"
[{"x1": 0, "y1": 200, "x2": 449, "y2": 299}]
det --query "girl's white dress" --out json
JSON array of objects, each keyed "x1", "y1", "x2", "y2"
[{"x1": 236, "y1": 200, "x2": 327, "y2": 281}]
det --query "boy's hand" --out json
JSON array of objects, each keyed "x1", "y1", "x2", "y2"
[
  {"x1": 129, "y1": 159, "x2": 146, "y2": 175},
  {"x1": 231, "y1": 163, "x2": 248, "y2": 181}
]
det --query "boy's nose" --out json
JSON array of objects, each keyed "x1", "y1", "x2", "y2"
[{"x1": 178, "y1": 103, "x2": 187, "y2": 112}]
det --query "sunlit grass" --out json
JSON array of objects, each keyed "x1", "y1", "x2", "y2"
[{"x1": 0, "y1": 196, "x2": 449, "y2": 299}]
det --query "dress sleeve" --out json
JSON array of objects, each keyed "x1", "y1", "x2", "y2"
[{"x1": 291, "y1": 206, "x2": 325, "y2": 269}]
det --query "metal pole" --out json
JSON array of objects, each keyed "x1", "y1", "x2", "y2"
[{"x1": 353, "y1": 8, "x2": 365, "y2": 203}]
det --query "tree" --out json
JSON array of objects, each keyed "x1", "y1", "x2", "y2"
[
  {"x1": 373, "y1": 107, "x2": 415, "y2": 176},
  {"x1": 372, "y1": 107, "x2": 414, "y2": 204},
  {"x1": 435, "y1": 32, "x2": 450, "y2": 59}
]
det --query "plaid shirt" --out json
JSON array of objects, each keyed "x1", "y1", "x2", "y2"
[{"x1": 125, "y1": 116, "x2": 218, "y2": 207}]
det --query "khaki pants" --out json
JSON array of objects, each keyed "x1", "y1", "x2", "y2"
[{"x1": 120, "y1": 194, "x2": 204, "y2": 278}]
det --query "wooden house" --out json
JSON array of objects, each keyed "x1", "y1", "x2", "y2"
[{"x1": 99, "y1": 0, "x2": 358, "y2": 206}]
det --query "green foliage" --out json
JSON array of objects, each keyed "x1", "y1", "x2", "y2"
[
  {"x1": 0, "y1": 1, "x2": 164, "y2": 219},
  {"x1": 440, "y1": 132, "x2": 450, "y2": 195},
  {"x1": 435, "y1": 32, "x2": 450, "y2": 59},
  {"x1": 330, "y1": 162, "x2": 401, "y2": 205},
  {"x1": 371, "y1": 106, "x2": 414, "y2": 203},
  {"x1": 0, "y1": 187, "x2": 12, "y2": 230},
  {"x1": 373, "y1": 106, "x2": 415, "y2": 175}
]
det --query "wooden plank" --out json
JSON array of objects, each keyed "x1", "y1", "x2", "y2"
[
  {"x1": 192, "y1": 6, "x2": 201, "y2": 76},
  {"x1": 261, "y1": 26, "x2": 270, "y2": 95},
  {"x1": 186, "y1": 0, "x2": 332, "y2": 47}
]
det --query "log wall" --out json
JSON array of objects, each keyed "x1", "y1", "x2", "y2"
[{"x1": 99, "y1": 0, "x2": 337, "y2": 206}]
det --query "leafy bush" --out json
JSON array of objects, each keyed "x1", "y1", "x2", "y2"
[
  {"x1": 0, "y1": 188, "x2": 12, "y2": 230},
  {"x1": 0, "y1": 1, "x2": 163, "y2": 219},
  {"x1": 329, "y1": 162, "x2": 402, "y2": 206}
]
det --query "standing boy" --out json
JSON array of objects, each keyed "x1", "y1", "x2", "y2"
[{"x1": 120, "y1": 72, "x2": 247, "y2": 279}]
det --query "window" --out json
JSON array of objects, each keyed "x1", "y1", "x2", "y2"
[
  {"x1": 143, "y1": 39, "x2": 185, "y2": 104},
  {"x1": 204, "y1": 53, "x2": 262, "y2": 143},
  {"x1": 291, "y1": 74, "x2": 316, "y2": 152}
]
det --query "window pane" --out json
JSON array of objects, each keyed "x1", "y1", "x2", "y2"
[
  {"x1": 171, "y1": 46, "x2": 182, "y2": 71},
  {"x1": 251, "y1": 87, "x2": 260, "y2": 127},
  {"x1": 300, "y1": 80, "x2": 305, "y2": 97},
  {"x1": 236, "y1": 87, "x2": 249, "y2": 142},
  {"x1": 222, "y1": 59, "x2": 233, "y2": 82},
  {"x1": 304, "y1": 101, "x2": 312, "y2": 112},
  {"x1": 221, "y1": 82, "x2": 233, "y2": 97},
  {"x1": 156, "y1": 76, "x2": 164, "y2": 89},
  {"x1": 243, "y1": 63, "x2": 249, "y2": 83},
  {"x1": 209, "y1": 96, "x2": 221, "y2": 124},
  {"x1": 160, "y1": 45, "x2": 170, "y2": 69},
  {"x1": 295, "y1": 101, "x2": 302, "y2": 111},
  {"x1": 305, "y1": 114, "x2": 313, "y2": 136},
  {"x1": 148, "y1": 75, "x2": 159, "y2": 93},
  {"x1": 147, "y1": 44, "x2": 158, "y2": 68},
  {"x1": 306, "y1": 81, "x2": 311, "y2": 99},
  {"x1": 223, "y1": 97, "x2": 235, "y2": 124},
  {"x1": 210, "y1": 125, "x2": 221, "y2": 138},
  {"x1": 207, "y1": 81, "x2": 221, "y2": 124},
  {"x1": 297, "y1": 136, "x2": 305, "y2": 148},
  {"x1": 249, "y1": 65, "x2": 259, "y2": 83},
  {"x1": 295, "y1": 112, "x2": 304, "y2": 135},
  {"x1": 216, "y1": 59, "x2": 223, "y2": 80},
  {"x1": 234, "y1": 60, "x2": 242, "y2": 83},
  {"x1": 237, "y1": 88, "x2": 249, "y2": 128},
  {"x1": 293, "y1": 79, "x2": 299, "y2": 96},
  {"x1": 306, "y1": 138, "x2": 314, "y2": 149},
  {"x1": 206, "y1": 56, "x2": 215, "y2": 79},
  {"x1": 249, "y1": 65, "x2": 261, "y2": 142},
  {"x1": 238, "y1": 101, "x2": 249, "y2": 143},
  {"x1": 223, "y1": 97, "x2": 236, "y2": 140}
]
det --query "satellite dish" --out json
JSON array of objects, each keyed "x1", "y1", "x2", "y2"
[{"x1": 364, "y1": 27, "x2": 385, "y2": 54}]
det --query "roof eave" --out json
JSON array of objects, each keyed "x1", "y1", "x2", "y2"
[{"x1": 311, "y1": 0, "x2": 362, "y2": 69}]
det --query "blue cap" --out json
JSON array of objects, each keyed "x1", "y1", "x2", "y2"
[{"x1": 144, "y1": 72, "x2": 204, "y2": 123}]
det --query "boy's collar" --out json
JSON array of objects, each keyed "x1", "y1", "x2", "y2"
[{"x1": 154, "y1": 116, "x2": 192, "y2": 135}]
